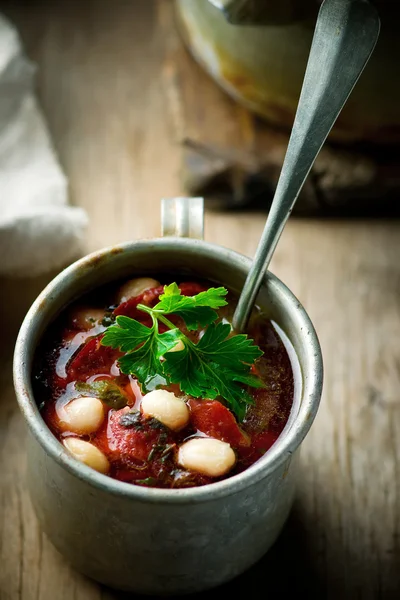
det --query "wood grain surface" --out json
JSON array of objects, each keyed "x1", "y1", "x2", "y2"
[{"x1": 0, "y1": 1, "x2": 399, "y2": 598}]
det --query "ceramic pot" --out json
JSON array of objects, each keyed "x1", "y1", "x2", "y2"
[{"x1": 176, "y1": 0, "x2": 399, "y2": 144}]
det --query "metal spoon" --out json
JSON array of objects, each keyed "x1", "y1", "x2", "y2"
[{"x1": 232, "y1": 0, "x2": 380, "y2": 332}]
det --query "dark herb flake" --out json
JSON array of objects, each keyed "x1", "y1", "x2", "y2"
[
  {"x1": 75, "y1": 380, "x2": 128, "y2": 409},
  {"x1": 147, "y1": 417, "x2": 168, "y2": 431},
  {"x1": 135, "y1": 477, "x2": 159, "y2": 487},
  {"x1": 119, "y1": 410, "x2": 142, "y2": 428},
  {"x1": 147, "y1": 446, "x2": 158, "y2": 462},
  {"x1": 102, "y1": 312, "x2": 116, "y2": 327}
]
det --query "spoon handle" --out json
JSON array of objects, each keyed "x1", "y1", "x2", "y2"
[{"x1": 232, "y1": 0, "x2": 380, "y2": 332}]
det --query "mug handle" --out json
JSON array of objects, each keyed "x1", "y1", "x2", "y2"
[{"x1": 161, "y1": 197, "x2": 204, "y2": 240}]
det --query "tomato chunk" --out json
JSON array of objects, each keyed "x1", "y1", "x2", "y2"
[
  {"x1": 114, "y1": 285, "x2": 164, "y2": 320},
  {"x1": 105, "y1": 408, "x2": 173, "y2": 465},
  {"x1": 188, "y1": 399, "x2": 250, "y2": 448},
  {"x1": 67, "y1": 335, "x2": 121, "y2": 381}
]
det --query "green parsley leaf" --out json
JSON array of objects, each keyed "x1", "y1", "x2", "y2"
[
  {"x1": 191, "y1": 287, "x2": 229, "y2": 308},
  {"x1": 226, "y1": 371, "x2": 265, "y2": 388},
  {"x1": 152, "y1": 284, "x2": 228, "y2": 331},
  {"x1": 101, "y1": 314, "x2": 182, "y2": 389},
  {"x1": 173, "y1": 306, "x2": 218, "y2": 331},
  {"x1": 157, "y1": 283, "x2": 227, "y2": 310},
  {"x1": 196, "y1": 323, "x2": 263, "y2": 369},
  {"x1": 162, "y1": 323, "x2": 262, "y2": 421},
  {"x1": 101, "y1": 283, "x2": 264, "y2": 419},
  {"x1": 117, "y1": 327, "x2": 183, "y2": 385},
  {"x1": 155, "y1": 329, "x2": 184, "y2": 358},
  {"x1": 118, "y1": 334, "x2": 164, "y2": 387},
  {"x1": 102, "y1": 315, "x2": 151, "y2": 351}
]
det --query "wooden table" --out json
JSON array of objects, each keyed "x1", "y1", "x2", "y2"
[{"x1": 1, "y1": 1, "x2": 399, "y2": 598}]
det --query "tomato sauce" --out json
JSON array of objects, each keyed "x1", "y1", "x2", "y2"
[{"x1": 33, "y1": 277, "x2": 296, "y2": 488}]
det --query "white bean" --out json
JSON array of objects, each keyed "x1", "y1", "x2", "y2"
[
  {"x1": 69, "y1": 307, "x2": 105, "y2": 330},
  {"x1": 166, "y1": 339, "x2": 185, "y2": 353},
  {"x1": 117, "y1": 277, "x2": 160, "y2": 303},
  {"x1": 59, "y1": 397, "x2": 104, "y2": 434},
  {"x1": 141, "y1": 389, "x2": 189, "y2": 431},
  {"x1": 178, "y1": 438, "x2": 236, "y2": 477},
  {"x1": 63, "y1": 437, "x2": 110, "y2": 474}
]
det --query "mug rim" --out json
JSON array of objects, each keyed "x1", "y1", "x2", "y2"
[{"x1": 13, "y1": 237, "x2": 323, "y2": 504}]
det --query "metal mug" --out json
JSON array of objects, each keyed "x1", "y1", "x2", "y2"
[{"x1": 13, "y1": 197, "x2": 323, "y2": 595}]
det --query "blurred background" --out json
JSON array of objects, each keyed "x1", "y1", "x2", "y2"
[{"x1": 0, "y1": 1, "x2": 399, "y2": 599}]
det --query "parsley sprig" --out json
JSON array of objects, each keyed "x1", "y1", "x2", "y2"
[{"x1": 101, "y1": 283, "x2": 264, "y2": 420}]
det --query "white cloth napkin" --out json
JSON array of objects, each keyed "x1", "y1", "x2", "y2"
[{"x1": 0, "y1": 14, "x2": 87, "y2": 277}]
